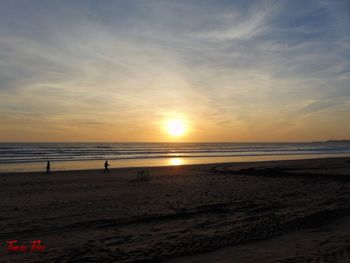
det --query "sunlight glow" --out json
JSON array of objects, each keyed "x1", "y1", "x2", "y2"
[
  {"x1": 165, "y1": 119, "x2": 186, "y2": 137},
  {"x1": 168, "y1": 158, "x2": 184, "y2": 166}
]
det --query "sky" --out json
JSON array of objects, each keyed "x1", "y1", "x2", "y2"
[{"x1": 0, "y1": 0, "x2": 349, "y2": 142}]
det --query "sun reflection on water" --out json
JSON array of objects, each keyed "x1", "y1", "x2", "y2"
[{"x1": 168, "y1": 158, "x2": 184, "y2": 166}]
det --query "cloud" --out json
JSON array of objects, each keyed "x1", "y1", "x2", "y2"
[
  {"x1": 0, "y1": 0, "x2": 349, "y2": 141},
  {"x1": 195, "y1": 0, "x2": 278, "y2": 41},
  {"x1": 300, "y1": 98, "x2": 350, "y2": 114}
]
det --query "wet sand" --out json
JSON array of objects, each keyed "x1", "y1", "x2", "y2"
[{"x1": 1, "y1": 157, "x2": 350, "y2": 262}]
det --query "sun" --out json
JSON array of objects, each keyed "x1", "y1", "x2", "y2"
[{"x1": 165, "y1": 119, "x2": 186, "y2": 137}]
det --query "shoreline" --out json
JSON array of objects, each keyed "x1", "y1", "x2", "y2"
[{"x1": 1, "y1": 153, "x2": 350, "y2": 174}]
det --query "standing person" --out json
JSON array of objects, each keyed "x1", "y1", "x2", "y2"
[
  {"x1": 46, "y1": 161, "x2": 51, "y2": 175},
  {"x1": 104, "y1": 160, "x2": 110, "y2": 173}
]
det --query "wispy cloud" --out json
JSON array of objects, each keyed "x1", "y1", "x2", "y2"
[{"x1": 0, "y1": 0, "x2": 349, "y2": 141}]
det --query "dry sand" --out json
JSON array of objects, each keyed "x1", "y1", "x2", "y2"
[{"x1": 1, "y1": 157, "x2": 350, "y2": 262}]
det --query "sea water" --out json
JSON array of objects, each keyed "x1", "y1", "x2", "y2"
[{"x1": 1, "y1": 142, "x2": 350, "y2": 173}]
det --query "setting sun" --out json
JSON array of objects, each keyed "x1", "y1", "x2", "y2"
[{"x1": 165, "y1": 119, "x2": 186, "y2": 137}]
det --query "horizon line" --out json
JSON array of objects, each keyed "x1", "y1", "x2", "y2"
[{"x1": 0, "y1": 140, "x2": 349, "y2": 144}]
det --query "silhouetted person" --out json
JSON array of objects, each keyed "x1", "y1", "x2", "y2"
[
  {"x1": 46, "y1": 161, "x2": 51, "y2": 175},
  {"x1": 104, "y1": 160, "x2": 110, "y2": 173}
]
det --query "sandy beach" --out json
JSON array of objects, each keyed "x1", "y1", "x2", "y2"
[{"x1": 1, "y1": 157, "x2": 350, "y2": 262}]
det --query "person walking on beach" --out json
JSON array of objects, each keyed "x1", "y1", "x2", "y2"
[
  {"x1": 104, "y1": 160, "x2": 110, "y2": 173},
  {"x1": 46, "y1": 161, "x2": 51, "y2": 175}
]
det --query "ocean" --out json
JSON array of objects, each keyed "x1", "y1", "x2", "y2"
[{"x1": 1, "y1": 142, "x2": 350, "y2": 173}]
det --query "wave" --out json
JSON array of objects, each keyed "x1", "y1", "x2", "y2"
[{"x1": 1, "y1": 142, "x2": 350, "y2": 164}]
